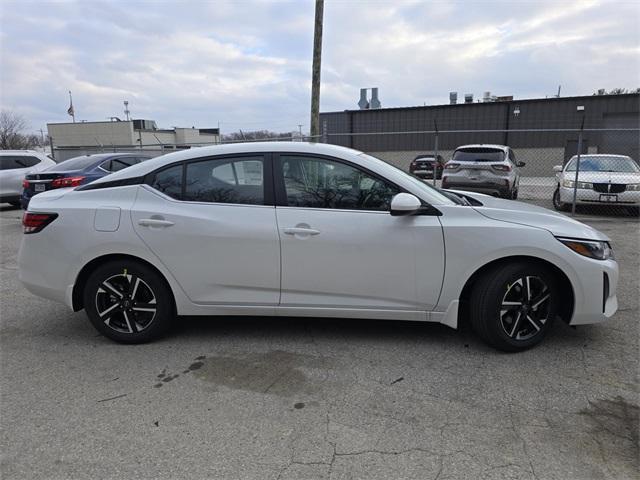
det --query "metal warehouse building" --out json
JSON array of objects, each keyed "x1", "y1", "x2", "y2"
[{"x1": 320, "y1": 93, "x2": 639, "y2": 176}]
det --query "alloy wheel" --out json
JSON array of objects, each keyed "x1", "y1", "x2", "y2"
[
  {"x1": 500, "y1": 276, "x2": 551, "y2": 341},
  {"x1": 95, "y1": 273, "x2": 157, "y2": 334}
]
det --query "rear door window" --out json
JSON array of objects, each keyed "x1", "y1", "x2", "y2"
[
  {"x1": 0, "y1": 155, "x2": 40, "y2": 170},
  {"x1": 151, "y1": 164, "x2": 184, "y2": 199},
  {"x1": 110, "y1": 157, "x2": 140, "y2": 172}
]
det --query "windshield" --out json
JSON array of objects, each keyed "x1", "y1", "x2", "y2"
[
  {"x1": 359, "y1": 153, "x2": 455, "y2": 205},
  {"x1": 47, "y1": 155, "x2": 104, "y2": 172},
  {"x1": 453, "y1": 148, "x2": 505, "y2": 162},
  {"x1": 565, "y1": 156, "x2": 639, "y2": 173}
]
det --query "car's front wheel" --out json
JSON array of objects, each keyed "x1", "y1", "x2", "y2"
[
  {"x1": 553, "y1": 187, "x2": 570, "y2": 211},
  {"x1": 469, "y1": 262, "x2": 558, "y2": 352},
  {"x1": 83, "y1": 260, "x2": 174, "y2": 343}
]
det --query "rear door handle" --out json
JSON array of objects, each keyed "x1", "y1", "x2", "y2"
[
  {"x1": 283, "y1": 227, "x2": 320, "y2": 236},
  {"x1": 138, "y1": 218, "x2": 175, "y2": 228}
]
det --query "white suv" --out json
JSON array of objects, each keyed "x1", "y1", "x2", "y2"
[
  {"x1": 442, "y1": 144, "x2": 524, "y2": 199},
  {"x1": 0, "y1": 150, "x2": 55, "y2": 206}
]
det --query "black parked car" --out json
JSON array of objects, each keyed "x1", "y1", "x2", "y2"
[{"x1": 409, "y1": 154, "x2": 445, "y2": 179}]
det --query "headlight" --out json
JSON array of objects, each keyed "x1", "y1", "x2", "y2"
[
  {"x1": 626, "y1": 183, "x2": 640, "y2": 191},
  {"x1": 562, "y1": 179, "x2": 592, "y2": 189},
  {"x1": 557, "y1": 237, "x2": 614, "y2": 260}
]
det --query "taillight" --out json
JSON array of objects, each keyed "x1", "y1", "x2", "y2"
[
  {"x1": 22, "y1": 212, "x2": 58, "y2": 234},
  {"x1": 22, "y1": 179, "x2": 30, "y2": 188},
  {"x1": 444, "y1": 162, "x2": 459, "y2": 170},
  {"x1": 52, "y1": 176, "x2": 85, "y2": 188},
  {"x1": 491, "y1": 164, "x2": 511, "y2": 172}
]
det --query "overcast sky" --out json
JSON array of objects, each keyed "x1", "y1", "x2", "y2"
[{"x1": 1, "y1": 0, "x2": 638, "y2": 134}]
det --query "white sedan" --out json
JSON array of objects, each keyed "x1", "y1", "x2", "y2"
[
  {"x1": 18, "y1": 142, "x2": 618, "y2": 351},
  {"x1": 553, "y1": 154, "x2": 640, "y2": 211}
]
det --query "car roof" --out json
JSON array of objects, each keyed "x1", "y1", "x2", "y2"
[
  {"x1": 89, "y1": 142, "x2": 367, "y2": 184},
  {"x1": 454, "y1": 144, "x2": 509, "y2": 151},
  {"x1": 0, "y1": 150, "x2": 46, "y2": 156},
  {"x1": 569, "y1": 154, "x2": 631, "y2": 158}
]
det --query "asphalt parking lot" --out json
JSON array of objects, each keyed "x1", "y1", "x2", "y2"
[{"x1": 0, "y1": 204, "x2": 638, "y2": 480}]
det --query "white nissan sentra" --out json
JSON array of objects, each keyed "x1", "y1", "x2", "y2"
[{"x1": 18, "y1": 142, "x2": 618, "y2": 351}]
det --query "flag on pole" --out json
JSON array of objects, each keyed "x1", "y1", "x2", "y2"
[{"x1": 67, "y1": 90, "x2": 75, "y2": 122}]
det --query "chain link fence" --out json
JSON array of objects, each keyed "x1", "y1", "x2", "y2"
[
  {"x1": 50, "y1": 127, "x2": 639, "y2": 216},
  {"x1": 325, "y1": 127, "x2": 640, "y2": 216}
]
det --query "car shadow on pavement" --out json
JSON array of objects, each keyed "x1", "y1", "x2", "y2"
[
  {"x1": 0, "y1": 204, "x2": 22, "y2": 212},
  {"x1": 167, "y1": 314, "x2": 587, "y2": 354}
]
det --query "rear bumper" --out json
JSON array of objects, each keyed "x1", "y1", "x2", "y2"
[
  {"x1": 559, "y1": 186, "x2": 640, "y2": 206},
  {"x1": 18, "y1": 233, "x2": 75, "y2": 309},
  {"x1": 442, "y1": 180, "x2": 511, "y2": 196},
  {"x1": 412, "y1": 170, "x2": 434, "y2": 178}
]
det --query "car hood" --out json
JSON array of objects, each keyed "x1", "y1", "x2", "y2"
[
  {"x1": 561, "y1": 171, "x2": 640, "y2": 183},
  {"x1": 450, "y1": 190, "x2": 610, "y2": 241}
]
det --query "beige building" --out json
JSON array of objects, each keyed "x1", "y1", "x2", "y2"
[{"x1": 47, "y1": 119, "x2": 220, "y2": 161}]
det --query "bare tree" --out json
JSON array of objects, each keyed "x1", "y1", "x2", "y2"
[
  {"x1": 0, "y1": 110, "x2": 41, "y2": 150},
  {"x1": 0, "y1": 110, "x2": 40, "y2": 150},
  {"x1": 595, "y1": 87, "x2": 639, "y2": 95},
  {"x1": 221, "y1": 130, "x2": 293, "y2": 142}
]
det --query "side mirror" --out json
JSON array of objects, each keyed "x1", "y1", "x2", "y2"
[
  {"x1": 390, "y1": 193, "x2": 421, "y2": 216},
  {"x1": 517, "y1": 161, "x2": 526, "y2": 167},
  {"x1": 553, "y1": 165, "x2": 563, "y2": 173}
]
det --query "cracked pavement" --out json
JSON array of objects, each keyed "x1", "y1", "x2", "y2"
[{"x1": 1, "y1": 206, "x2": 638, "y2": 479}]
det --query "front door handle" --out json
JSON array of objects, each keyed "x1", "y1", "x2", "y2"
[
  {"x1": 283, "y1": 224, "x2": 320, "y2": 236},
  {"x1": 138, "y1": 218, "x2": 175, "y2": 228}
]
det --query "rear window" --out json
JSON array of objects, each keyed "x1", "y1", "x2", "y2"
[
  {"x1": 0, "y1": 155, "x2": 40, "y2": 170},
  {"x1": 48, "y1": 155, "x2": 103, "y2": 172},
  {"x1": 453, "y1": 148, "x2": 505, "y2": 162}
]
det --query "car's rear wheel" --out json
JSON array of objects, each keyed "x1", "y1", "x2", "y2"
[
  {"x1": 83, "y1": 260, "x2": 174, "y2": 343},
  {"x1": 469, "y1": 262, "x2": 558, "y2": 352},
  {"x1": 553, "y1": 187, "x2": 570, "y2": 211}
]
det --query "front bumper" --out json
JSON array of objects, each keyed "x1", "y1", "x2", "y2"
[
  {"x1": 568, "y1": 257, "x2": 619, "y2": 325},
  {"x1": 559, "y1": 186, "x2": 640, "y2": 206}
]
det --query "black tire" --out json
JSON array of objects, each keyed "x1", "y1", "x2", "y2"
[
  {"x1": 553, "y1": 187, "x2": 569, "y2": 211},
  {"x1": 469, "y1": 262, "x2": 558, "y2": 352},
  {"x1": 83, "y1": 260, "x2": 174, "y2": 343},
  {"x1": 511, "y1": 189, "x2": 518, "y2": 200}
]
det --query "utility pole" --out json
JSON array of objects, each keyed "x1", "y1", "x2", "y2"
[
  {"x1": 298, "y1": 124, "x2": 303, "y2": 140},
  {"x1": 309, "y1": 0, "x2": 324, "y2": 141}
]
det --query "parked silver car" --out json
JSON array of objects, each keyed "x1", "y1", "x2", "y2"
[
  {"x1": 441, "y1": 144, "x2": 524, "y2": 199},
  {"x1": 0, "y1": 150, "x2": 55, "y2": 206}
]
